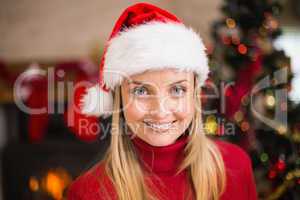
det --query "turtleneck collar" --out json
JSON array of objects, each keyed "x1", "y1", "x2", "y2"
[{"x1": 131, "y1": 133, "x2": 189, "y2": 175}]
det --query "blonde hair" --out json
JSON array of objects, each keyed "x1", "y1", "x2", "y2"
[{"x1": 100, "y1": 75, "x2": 226, "y2": 200}]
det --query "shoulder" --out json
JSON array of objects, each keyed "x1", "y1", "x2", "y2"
[
  {"x1": 67, "y1": 162, "x2": 115, "y2": 200},
  {"x1": 212, "y1": 138, "x2": 252, "y2": 169},
  {"x1": 212, "y1": 138, "x2": 258, "y2": 200}
]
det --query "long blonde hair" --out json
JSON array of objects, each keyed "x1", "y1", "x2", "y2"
[{"x1": 100, "y1": 76, "x2": 226, "y2": 200}]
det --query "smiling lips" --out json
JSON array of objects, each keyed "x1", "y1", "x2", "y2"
[{"x1": 143, "y1": 120, "x2": 177, "y2": 132}]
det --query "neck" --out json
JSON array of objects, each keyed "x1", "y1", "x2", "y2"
[{"x1": 130, "y1": 133, "x2": 189, "y2": 175}]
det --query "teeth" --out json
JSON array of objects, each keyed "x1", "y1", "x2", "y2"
[{"x1": 145, "y1": 122, "x2": 173, "y2": 130}]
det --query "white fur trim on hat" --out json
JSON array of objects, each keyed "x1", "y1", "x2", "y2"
[
  {"x1": 80, "y1": 21, "x2": 210, "y2": 117},
  {"x1": 80, "y1": 84, "x2": 113, "y2": 117},
  {"x1": 103, "y1": 21, "x2": 209, "y2": 89}
]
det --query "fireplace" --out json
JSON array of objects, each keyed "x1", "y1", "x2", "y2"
[{"x1": 1, "y1": 103, "x2": 111, "y2": 200}]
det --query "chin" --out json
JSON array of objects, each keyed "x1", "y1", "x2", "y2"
[{"x1": 142, "y1": 131, "x2": 180, "y2": 147}]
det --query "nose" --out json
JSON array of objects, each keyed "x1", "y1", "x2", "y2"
[{"x1": 149, "y1": 94, "x2": 171, "y2": 118}]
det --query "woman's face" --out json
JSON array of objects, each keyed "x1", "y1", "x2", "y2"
[{"x1": 120, "y1": 68, "x2": 196, "y2": 146}]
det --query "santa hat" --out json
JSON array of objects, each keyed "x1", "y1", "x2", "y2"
[{"x1": 80, "y1": 2, "x2": 209, "y2": 117}]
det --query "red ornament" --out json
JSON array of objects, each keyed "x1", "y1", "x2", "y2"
[
  {"x1": 238, "y1": 44, "x2": 248, "y2": 54},
  {"x1": 276, "y1": 160, "x2": 286, "y2": 171},
  {"x1": 268, "y1": 169, "x2": 277, "y2": 179}
]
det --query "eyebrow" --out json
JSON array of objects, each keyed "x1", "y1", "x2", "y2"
[{"x1": 128, "y1": 79, "x2": 188, "y2": 86}]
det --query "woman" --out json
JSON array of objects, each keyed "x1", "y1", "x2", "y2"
[{"x1": 67, "y1": 3, "x2": 257, "y2": 200}]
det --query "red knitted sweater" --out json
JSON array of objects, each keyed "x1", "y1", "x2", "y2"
[{"x1": 67, "y1": 135, "x2": 258, "y2": 200}]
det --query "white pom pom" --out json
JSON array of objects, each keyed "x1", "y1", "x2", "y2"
[{"x1": 80, "y1": 84, "x2": 113, "y2": 117}]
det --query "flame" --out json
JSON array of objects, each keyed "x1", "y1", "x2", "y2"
[
  {"x1": 41, "y1": 168, "x2": 72, "y2": 200},
  {"x1": 29, "y1": 176, "x2": 39, "y2": 191}
]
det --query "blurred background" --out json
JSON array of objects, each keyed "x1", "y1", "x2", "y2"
[{"x1": 0, "y1": 0, "x2": 299, "y2": 199}]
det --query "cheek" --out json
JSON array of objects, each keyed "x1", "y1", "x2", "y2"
[
  {"x1": 172, "y1": 94, "x2": 195, "y2": 118},
  {"x1": 121, "y1": 88, "x2": 145, "y2": 123},
  {"x1": 175, "y1": 104, "x2": 194, "y2": 122},
  {"x1": 174, "y1": 98, "x2": 195, "y2": 129},
  {"x1": 123, "y1": 100, "x2": 150, "y2": 135},
  {"x1": 123, "y1": 99, "x2": 148, "y2": 123}
]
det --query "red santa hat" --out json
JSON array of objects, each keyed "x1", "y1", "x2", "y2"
[{"x1": 80, "y1": 2, "x2": 209, "y2": 117}]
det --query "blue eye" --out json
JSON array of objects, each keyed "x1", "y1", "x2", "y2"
[
  {"x1": 171, "y1": 85, "x2": 186, "y2": 96},
  {"x1": 132, "y1": 86, "x2": 148, "y2": 96}
]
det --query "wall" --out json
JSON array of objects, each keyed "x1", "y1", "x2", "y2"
[{"x1": 0, "y1": 0, "x2": 221, "y2": 61}]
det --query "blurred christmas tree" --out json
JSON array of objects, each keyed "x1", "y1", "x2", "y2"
[{"x1": 207, "y1": 0, "x2": 300, "y2": 199}]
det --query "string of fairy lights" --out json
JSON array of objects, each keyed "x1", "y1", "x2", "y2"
[{"x1": 208, "y1": 0, "x2": 300, "y2": 198}]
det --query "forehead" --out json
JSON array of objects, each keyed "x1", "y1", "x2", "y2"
[{"x1": 123, "y1": 68, "x2": 195, "y2": 86}]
